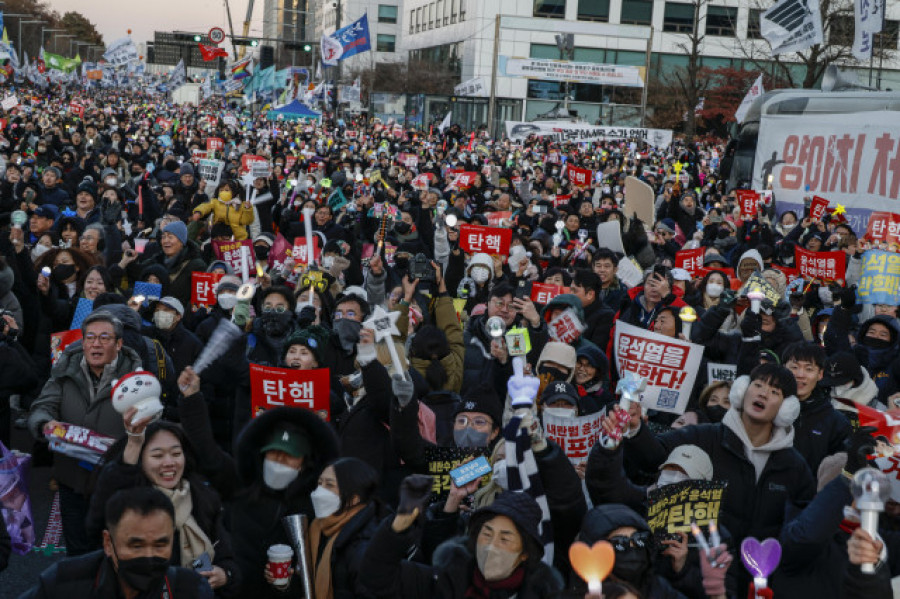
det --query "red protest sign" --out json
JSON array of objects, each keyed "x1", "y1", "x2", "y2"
[
  {"x1": 284, "y1": 155, "x2": 298, "y2": 172},
  {"x1": 69, "y1": 102, "x2": 84, "y2": 118},
  {"x1": 191, "y1": 272, "x2": 224, "y2": 311},
  {"x1": 51, "y1": 329, "x2": 82, "y2": 366},
  {"x1": 291, "y1": 236, "x2": 322, "y2": 267},
  {"x1": 250, "y1": 364, "x2": 331, "y2": 420},
  {"x1": 736, "y1": 190, "x2": 760, "y2": 217},
  {"x1": 411, "y1": 174, "x2": 430, "y2": 190},
  {"x1": 459, "y1": 224, "x2": 512, "y2": 256},
  {"x1": 206, "y1": 137, "x2": 224, "y2": 152},
  {"x1": 548, "y1": 309, "x2": 586, "y2": 344},
  {"x1": 866, "y1": 212, "x2": 900, "y2": 245},
  {"x1": 486, "y1": 211, "x2": 512, "y2": 227},
  {"x1": 531, "y1": 282, "x2": 569, "y2": 305},
  {"x1": 675, "y1": 249, "x2": 705, "y2": 276},
  {"x1": 451, "y1": 172, "x2": 479, "y2": 189},
  {"x1": 809, "y1": 196, "x2": 829, "y2": 221},
  {"x1": 212, "y1": 239, "x2": 252, "y2": 273},
  {"x1": 568, "y1": 166, "x2": 593, "y2": 187},
  {"x1": 241, "y1": 154, "x2": 268, "y2": 174},
  {"x1": 795, "y1": 247, "x2": 845, "y2": 282},
  {"x1": 155, "y1": 117, "x2": 172, "y2": 131},
  {"x1": 552, "y1": 194, "x2": 571, "y2": 208}
]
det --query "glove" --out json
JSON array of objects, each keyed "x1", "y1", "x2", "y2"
[
  {"x1": 740, "y1": 310, "x2": 761, "y2": 339},
  {"x1": 838, "y1": 285, "x2": 863, "y2": 314},
  {"x1": 747, "y1": 583, "x2": 774, "y2": 599},
  {"x1": 845, "y1": 426, "x2": 877, "y2": 474},
  {"x1": 296, "y1": 305, "x2": 317, "y2": 328},
  {"x1": 700, "y1": 545, "x2": 733, "y2": 596},
  {"x1": 100, "y1": 198, "x2": 121, "y2": 226},
  {"x1": 398, "y1": 474, "x2": 433, "y2": 516},
  {"x1": 507, "y1": 374, "x2": 540, "y2": 408},
  {"x1": 391, "y1": 374, "x2": 415, "y2": 408},
  {"x1": 232, "y1": 301, "x2": 250, "y2": 328}
]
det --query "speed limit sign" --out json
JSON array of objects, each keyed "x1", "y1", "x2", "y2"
[{"x1": 208, "y1": 27, "x2": 226, "y2": 45}]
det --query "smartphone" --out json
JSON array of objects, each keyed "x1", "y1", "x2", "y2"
[
  {"x1": 191, "y1": 552, "x2": 213, "y2": 572},
  {"x1": 449, "y1": 456, "x2": 491, "y2": 487},
  {"x1": 533, "y1": 205, "x2": 547, "y2": 214},
  {"x1": 514, "y1": 279, "x2": 530, "y2": 300}
]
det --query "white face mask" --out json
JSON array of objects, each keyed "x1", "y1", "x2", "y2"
[
  {"x1": 105, "y1": 177, "x2": 117, "y2": 187},
  {"x1": 491, "y1": 460, "x2": 508, "y2": 490},
  {"x1": 217, "y1": 293, "x2": 238, "y2": 311},
  {"x1": 476, "y1": 544, "x2": 522, "y2": 581},
  {"x1": 153, "y1": 311, "x2": 176, "y2": 330},
  {"x1": 470, "y1": 266, "x2": 490, "y2": 284},
  {"x1": 543, "y1": 407, "x2": 577, "y2": 420},
  {"x1": 705, "y1": 283, "x2": 724, "y2": 298},
  {"x1": 310, "y1": 485, "x2": 341, "y2": 519},
  {"x1": 262, "y1": 458, "x2": 300, "y2": 490},
  {"x1": 657, "y1": 469, "x2": 690, "y2": 487}
]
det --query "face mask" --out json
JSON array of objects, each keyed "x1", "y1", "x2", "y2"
[
  {"x1": 705, "y1": 283, "x2": 724, "y2": 298},
  {"x1": 260, "y1": 311, "x2": 293, "y2": 338},
  {"x1": 470, "y1": 266, "x2": 490, "y2": 284},
  {"x1": 538, "y1": 365, "x2": 568, "y2": 382},
  {"x1": 612, "y1": 546, "x2": 650, "y2": 583},
  {"x1": 454, "y1": 427, "x2": 490, "y2": 448},
  {"x1": 657, "y1": 470, "x2": 690, "y2": 487},
  {"x1": 543, "y1": 407, "x2": 576, "y2": 420},
  {"x1": 217, "y1": 293, "x2": 237, "y2": 311},
  {"x1": 262, "y1": 458, "x2": 300, "y2": 490},
  {"x1": 219, "y1": 190, "x2": 233, "y2": 203},
  {"x1": 491, "y1": 460, "x2": 508, "y2": 490},
  {"x1": 112, "y1": 545, "x2": 170, "y2": 593},
  {"x1": 476, "y1": 543, "x2": 522, "y2": 582},
  {"x1": 105, "y1": 177, "x2": 117, "y2": 187},
  {"x1": 334, "y1": 318, "x2": 363, "y2": 352},
  {"x1": 865, "y1": 336, "x2": 893, "y2": 350},
  {"x1": 705, "y1": 404, "x2": 728, "y2": 423},
  {"x1": 310, "y1": 485, "x2": 342, "y2": 519},
  {"x1": 153, "y1": 311, "x2": 176, "y2": 330},
  {"x1": 394, "y1": 221, "x2": 411, "y2": 235},
  {"x1": 52, "y1": 263, "x2": 76, "y2": 282},
  {"x1": 254, "y1": 245, "x2": 270, "y2": 261},
  {"x1": 321, "y1": 255, "x2": 335, "y2": 269},
  {"x1": 31, "y1": 244, "x2": 50, "y2": 261}
]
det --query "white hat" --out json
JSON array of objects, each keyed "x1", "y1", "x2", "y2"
[
  {"x1": 660, "y1": 444, "x2": 714, "y2": 481},
  {"x1": 155, "y1": 296, "x2": 185, "y2": 317}
]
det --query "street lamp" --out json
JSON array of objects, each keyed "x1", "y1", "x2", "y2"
[
  {"x1": 41, "y1": 28, "x2": 65, "y2": 50},
  {"x1": 54, "y1": 34, "x2": 75, "y2": 57}
]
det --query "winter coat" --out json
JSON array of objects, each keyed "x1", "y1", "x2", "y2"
[
  {"x1": 461, "y1": 313, "x2": 504, "y2": 393},
  {"x1": 598, "y1": 278, "x2": 628, "y2": 313},
  {"x1": 359, "y1": 526, "x2": 564, "y2": 599},
  {"x1": 410, "y1": 295, "x2": 465, "y2": 393},
  {"x1": 19, "y1": 550, "x2": 213, "y2": 599},
  {"x1": 0, "y1": 263, "x2": 24, "y2": 331},
  {"x1": 0, "y1": 331, "x2": 40, "y2": 397},
  {"x1": 227, "y1": 407, "x2": 340, "y2": 599},
  {"x1": 311, "y1": 502, "x2": 383, "y2": 599},
  {"x1": 585, "y1": 443, "x2": 647, "y2": 514},
  {"x1": 826, "y1": 309, "x2": 900, "y2": 401},
  {"x1": 28, "y1": 345, "x2": 142, "y2": 494},
  {"x1": 580, "y1": 297, "x2": 616, "y2": 353},
  {"x1": 540, "y1": 294, "x2": 602, "y2": 353},
  {"x1": 140, "y1": 241, "x2": 207, "y2": 308},
  {"x1": 694, "y1": 303, "x2": 804, "y2": 365},
  {"x1": 150, "y1": 322, "x2": 203, "y2": 377},
  {"x1": 194, "y1": 196, "x2": 255, "y2": 240},
  {"x1": 792, "y1": 386, "x2": 852, "y2": 476}
]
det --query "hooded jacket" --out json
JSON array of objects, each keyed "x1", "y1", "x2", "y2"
[
  {"x1": 193, "y1": 194, "x2": 255, "y2": 240},
  {"x1": 791, "y1": 386, "x2": 851, "y2": 476},
  {"x1": 825, "y1": 309, "x2": 900, "y2": 400},
  {"x1": 736, "y1": 249, "x2": 764, "y2": 281},
  {"x1": 410, "y1": 296, "x2": 465, "y2": 393},
  {"x1": 0, "y1": 262, "x2": 23, "y2": 331},
  {"x1": 540, "y1": 294, "x2": 601, "y2": 353}
]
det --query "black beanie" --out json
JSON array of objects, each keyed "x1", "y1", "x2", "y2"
[{"x1": 455, "y1": 383, "x2": 502, "y2": 428}]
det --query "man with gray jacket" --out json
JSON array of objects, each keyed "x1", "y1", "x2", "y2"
[{"x1": 28, "y1": 311, "x2": 142, "y2": 557}]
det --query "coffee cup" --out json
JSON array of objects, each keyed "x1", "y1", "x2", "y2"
[{"x1": 266, "y1": 544, "x2": 293, "y2": 587}]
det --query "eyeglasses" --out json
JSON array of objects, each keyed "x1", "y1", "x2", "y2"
[
  {"x1": 491, "y1": 299, "x2": 512, "y2": 311},
  {"x1": 84, "y1": 332, "x2": 117, "y2": 345},
  {"x1": 608, "y1": 531, "x2": 651, "y2": 552},
  {"x1": 454, "y1": 415, "x2": 492, "y2": 429},
  {"x1": 333, "y1": 309, "x2": 357, "y2": 320},
  {"x1": 262, "y1": 305, "x2": 287, "y2": 313}
]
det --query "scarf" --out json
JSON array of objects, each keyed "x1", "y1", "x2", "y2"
[
  {"x1": 158, "y1": 481, "x2": 215, "y2": 568},
  {"x1": 308, "y1": 504, "x2": 366, "y2": 599},
  {"x1": 464, "y1": 565, "x2": 526, "y2": 599}
]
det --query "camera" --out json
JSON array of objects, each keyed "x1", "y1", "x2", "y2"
[
  {"x1": 408, "y1": 253, "x2": 436, "y2": 283},
  {"x1": 533, "y1": 205, "x2": 548, "y2": 214}
]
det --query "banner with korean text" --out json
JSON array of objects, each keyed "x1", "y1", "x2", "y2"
[
  {"x1": 647, "y1": 480, "x2": 727, "y2": 542},
  {"x1": 614, "y1": 321, "x2": 704, "y2": 414},
  {"x1": 459, "y1": 224, "x2": 512, "y2": 256},
  {"x1": 795, "y1": 247, "x2": 845, "y2": 282},
  {"x1": 212, "y1": 240, "x2": 252, "y2": 273},
  {"x1": 191, "y1": 272, "x2": 224, "y2": 311},
  {"x1": 249, "y1": 364, "x2": 331, "y2": 420},
  {"x1": 675, "y1": 248, "x2": 705, "y2": 276},
  {"x1": 505, "y1": 120, "x2": 673, "y2": 149},
  {"x1": 543, "y1": 411, "x2": 604, "y2": 465},
  {"x1": 858, "y1": 250, "x2": 900, "y2": 305}
]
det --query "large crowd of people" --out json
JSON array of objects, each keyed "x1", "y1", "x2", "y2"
[{"x1": 0, "y1": 86, "x2": 893, "y2": 599}]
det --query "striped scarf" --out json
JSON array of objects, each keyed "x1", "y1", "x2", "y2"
[{"x1": 503, "y1": 415, "x2": 554, "y2": 565}]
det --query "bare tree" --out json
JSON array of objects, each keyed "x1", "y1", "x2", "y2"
[{"x1": 351, "y1": 59, "x2": 458, "y2": 97}]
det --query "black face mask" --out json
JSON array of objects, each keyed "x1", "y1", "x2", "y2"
[
  {"x1": 394, "y1": 222, "x2": 412, "y2": 235},
  {"x1": 612, "y1": 546, "x2": 650, "y2": 584},
  {"x1": 538, "y1": 365, "x2": 568, "y2": 382},
  {"x1": 254, "y1": 245, "x2": 270, "y2": 261},
  {"x1": 865, "y1": 336, "x2": 893, "y2": 350},
  {"x1": 334, "y1": 319, "x2": 363, "y2": 353},
  {"x1": 260, "y1": 311, "x2": 293, "y2": 338},
  {"x1": 705, "y1": 404, "x2": 728, "y2": 423},
  {"x1": 52, "y1": 264, "x2": 76, "y2": 282},
  {"x1": 112, "y1": 545, "x2": 169, "y2": 593}
]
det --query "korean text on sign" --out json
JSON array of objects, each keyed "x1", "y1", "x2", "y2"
[
  {"x1": 249, "y1": 364, "x2": 331, "y2": 420},
  {"x1": 212, "y1": 240, "x2": 252, "y2": 273},
  {"x1": 191, "y1": 272, "x2": 224, "y2": 311},
  {"x1": 858, "y1": 250, "x2": 900, "y2": 305},
  {"x1": 458, "y1": 224, "x2": 512, "y2": 256},
  {"x1": 543, "y1": 411, "x2": 604, "y2": 464},
  {"x1": 675, "y1": 248, "x2": 705, "y2": 276},
  {"x1": 423, "y1": 447, "x2": 488, "y2": 504},
  {"x1": 866, "y1": 212, "x2": 900, "y2": 246},
  {"x1": 795, "y1": 247, "x2": 845, "y2": 281},
  {"x1": 646, "y1": 480, "x2": 727, "y2": 541}
]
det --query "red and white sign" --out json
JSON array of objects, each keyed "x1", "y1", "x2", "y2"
[
  {"x1": 486, "y1": 211, "x2": 512, "y2": 227},
  {"x1": 675, "y1": 248, "x2": 705, "y2": 276},
  {"x1": 191, "y1": 149, "x2": 209, "y2": 162},
  {"x1": 69, "y1": 102, "x2": 84, "y2": 118},
  {"x1": 552, "y1": 194, "x2": 571, "y2": 208},
  {"x1": 191, "y1": 272, "x2": 224, "y2": 311},
  {"x1": 614, "y1": 321, "x2": 704, "y2": 415},
  {"x1": 531, "y1": 282, "x2": 569, "y2": 305},
  {"x1": 543, "y1": 411, "x2": 604, "y2": 464},
  {"x1": 796, "y1": 247, "x2": 845, "y2": 281},
  {"x1": 50, "y1": 329, "x2": 82, "y2": 366},
  {"x1": 809, "y1": 195, "x2": 829, "y2": 221},
  {"x1": 459, "y1": 224, "x2": 511, "y2": 255},
  {"x1": 241, "y1": 154, "x2": 268, "y2": 174},
  {"x1": 249, "y1": 364, "x2": 331, "y2": 420},
  {"x1": 208, "y1": 27, "x2": 226, "y2": 44},
  {"x1": 291, "y1": 236, "x2": 322, "y2": 267},
  {"x1": 212, "y1": 239, "x2": 253, "y2": 273},
  {"x1": 284, "y1": 155, "x2": 298, "y2": 172},
  {"x1": 866, "y1": 211, "x2": 900, "y2": 245},
  {"x1": 548, "y1": 308, "x2": 586, "y2": 344},
  {"x1": 568, "y1": 165, "x2": 593, "y2": 187},
  {"x1": 451, "y1": 171, "x2": 479, "y2": 189},
  {"x1": 398, "y1": 153, "x2": 418, "y2": 168},
  {"x1": 206, "y1": 137, "x2": 224, "y2": 152},
  {"x1": 155, "y1": 117, "x2": 173, "y2": 131},
  {"x1": 411, "y1": 174, "x2": 430, "y2": 190},
  {"x1": 736, "y1": 190, "x2": 760, "y2": 217}
]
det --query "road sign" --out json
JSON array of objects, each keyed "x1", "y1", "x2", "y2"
[{"x1": 208, "y1": 27, "x2": 226, "y2": 45}]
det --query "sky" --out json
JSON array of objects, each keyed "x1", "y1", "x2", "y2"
[{"x1": 44, "y1": 0, "x2": 265, "y2": 47}]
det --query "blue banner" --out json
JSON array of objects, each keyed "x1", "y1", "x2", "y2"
[
  {"x1": 858, "y1": 250, "x2": 900, "y2": 305},
  {"x1": 332, "y1": 14, "x2": 371, "y2": 61}
]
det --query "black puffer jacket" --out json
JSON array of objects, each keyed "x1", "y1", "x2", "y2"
[
  {"x1": 313, "y1": 501, "x2": 384, "y2": 599},
  {"x1": 792, "y1": 386, "x2": 851, "y2": 475}
]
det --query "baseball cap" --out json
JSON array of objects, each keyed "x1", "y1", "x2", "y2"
[
  {"x1": 540, "y1": 381, "x2": 579, "y2": 407},
  {"x1": 153, "y1": 296, "x2": 185, "y2": 317},
  {"x1": 33, "y1": 204, "x2": 59, "y2": 220},
  {"x1": 260, "y1": 427, "x2": 311, "y2": 458},
  {"x1": 660, "y1": 444, "x2": 713, "y2": 481},
  {"x1": 671, "y1": 268, "x2": 692, "y2": 282},
  {"x1": 822, "y1": 351, "x2": 863, "y2": 387}
]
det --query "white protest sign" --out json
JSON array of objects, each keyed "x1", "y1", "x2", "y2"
[
  {"x1": 616, "y1": 257, "x2": 644, "y2": 288},
  {"x1": 624, "y1": 176, "x2": 655, "y2": 227},
  {"x1": 223, "y1": 115, "x2": 238, "y2": 127},
  {"x1": 250, "y1": 160, "x2": 271, "y2": 180},
  {"x1": 543, "y1": 411, "x2": 604, "y2": 465},
  {"x1": 614, "y1": 321, "x2": 704, "y2": 414},
  {"x1": 596, "y1": 221, "x2": 625, "y2": 254},
  {"x1": 198, "y1": 159, "x2": 225, "y2": 195},
  {"x1": 707, "y1": 363, "x2": 737, "y2": 383},
  {"x1": 1, "y1": 96, "x2": 19, "y2": 111}
]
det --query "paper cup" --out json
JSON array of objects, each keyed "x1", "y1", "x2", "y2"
[{"x1": 267, "y1": 544, "x2": 293, "y2": 586}]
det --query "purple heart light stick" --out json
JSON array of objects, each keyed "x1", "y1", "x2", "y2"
[{"x1": 740, "y1": 537, "x2": 781, "y2": 597}]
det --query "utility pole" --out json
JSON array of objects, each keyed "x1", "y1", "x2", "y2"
[
  {"x1": 487, "y1": 15, "x2": 500, "y2": 136},
  {"x1": 640, "y1": 26, "x2": 653, "y2": 127},
  {"x1": 331, "y1": 0, "x2": 342, "y2": 122}
]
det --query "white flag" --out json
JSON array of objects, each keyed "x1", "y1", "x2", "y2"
[
  {"x1": 169, "y1": 59, "x2": 186, "y2": 90},
  {"x1": 438, "y1": 111, "x2": 452, "y2": 133},
  {"x1": 858, "y1": 0, "x2": 884, "y2": 34},
  {"x1": 734, "y1": 74, "x2": 765, "y2": 124},
  {"x1": 320, "y1": 34, "x2": 342, "y2": 67},
  {"x1": 761, "y1": 0, "x2": 824, "y2": 55}
]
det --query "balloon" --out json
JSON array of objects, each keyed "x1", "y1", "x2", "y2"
[
  {"x1": 569, "y1": 541, "x2": 615, "y2": 592},
  {"x1": 740, "y1": 537, "x2": 781, "y2": 579}
]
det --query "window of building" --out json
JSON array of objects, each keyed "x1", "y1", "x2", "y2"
[
  {"x1": 416, "y1": 7, "x2": 422, "y2": 32},
  {"x1": 534, "y1": 0, "x2": 566, "y2": 19},
  {"x1": 876, "y1": 19, "x2": 900, "y2": 50},
  {"x1": 451, "y1": 0, "x2": 458, "y2": 23},
  {"x1": 747, "y1": 9, "x2": 762, "y2": 38},
  {"x1": 459, "y1": 0, "x2": 466, "y2": 20},
  {"x1": 578, "y1": 0, "x2": 609, "y2": 21},
  {"x1": 427, "y1": 3, "x2": 433, "y2": 29},
  {"x1": 663, "y1": 2, "x2": 695, "y2": 33},
  {"x1": 620, "y1": 0, "x2": 653, "y2": 25},
  {"x1": 444, "y1": 0, "x2": 450, "y2": 24},
  {"x1": 409, "y1": 9, "x2": 415, "y2": 33},
  {"x1": 706, "y1": 6, "x2": 737, "y2": 37},
  {"x1": 436, "y1": 0, "x2": 443, "y2": 26},
  {"x1": 377, "y1": 34, "x2": 396, "y2": 52},
  {"x1": 378, "y1": 4, "x2": 398, "y2": 23}
]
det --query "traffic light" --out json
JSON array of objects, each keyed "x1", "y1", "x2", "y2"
[
  {"x1": 304, "y1": 44, "x2": 312, "y2": 52},
  {"x1": 250, "y1": 39, "x2": 259, "y2": 47},
  {"x1": 284, "y1": 41, "x2": 313, "y2": 51},
  {"x1": 233, "y1": 37, "x2": 258, "y2": 47},
  {"x1": 193, "y1": 34, "x2": 202, "y2": 42}
]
